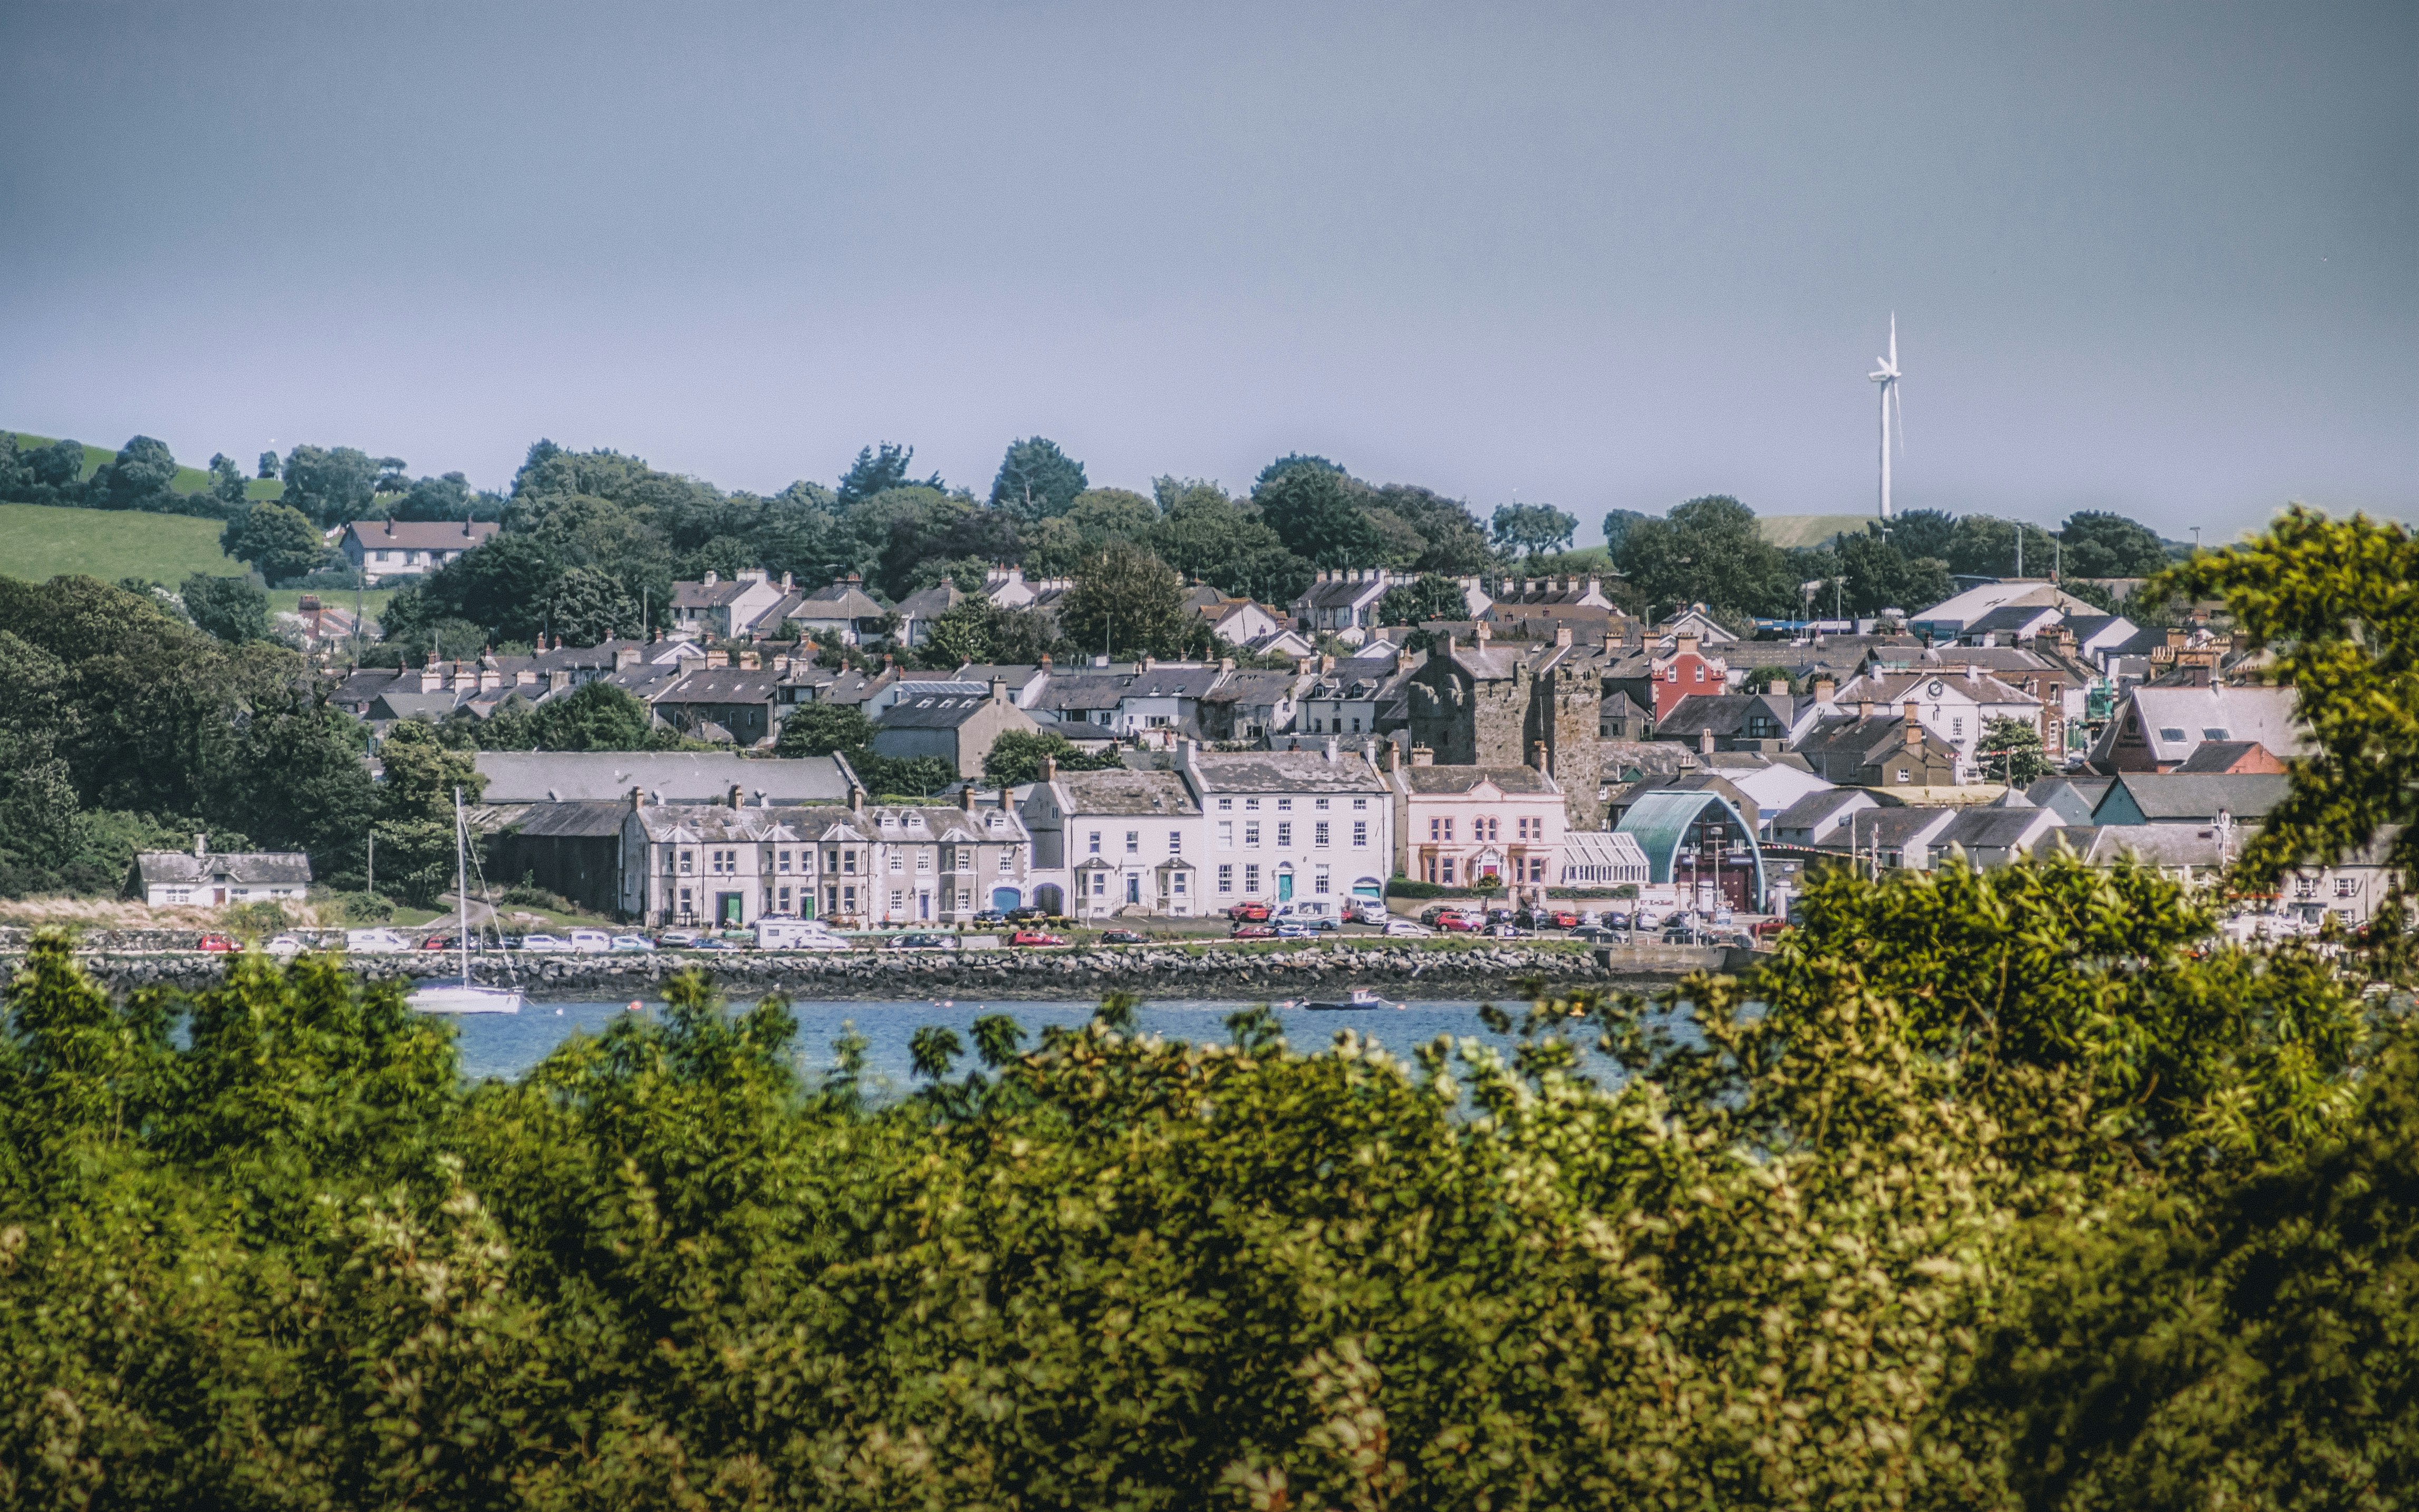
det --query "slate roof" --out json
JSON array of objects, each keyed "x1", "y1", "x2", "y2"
[
  {"x1": 473, "y1": 752, "x2": 853, "y2": 805},
  {"x1": 2113, "y1": 685, "x2": 2305, "y2": 765},
  {"x1": 1054, "y1": 767, "x2": 1201, "y2": 816},
  {"x1": 1653, "y1": 693, "x2": 1799, "y2": 740},
  {"x1": 1769, "y1": 787, "x2": 1875, "y2": 834},
  {"x1": 1201, "y1": 670, "x2": 1303, "y2": 707},
  {"x1": 1598, "y1": 739, "x2": 1699, "y2": 780},
  {"x1": 1192, "y1": 749, "x2": 1387, "y2": 793},
  {"x1": 1794, "y1": 714, "x2": 1960, "y2": 768},
  {"x1": 341, "y1": 519, "x2": 498, "y2": 552},
  {"x1": 1036, "y1": 675, "x2": 1130, "y2": 713},
  {"x1": 480, "y1": 800, "x2": 630, "y2": 838},
  {"x1": 1933, "y1": 806, "x2": 2062, "y2": 855},
  {"x1": 367, "y1": 691, "x2": 471, "y2": 721},
  {"x1": 875, "y1": 692, "x2": 1003, "y2": 729},
  {"x1": 1298, "y1": 576, "x2": 1391, "y2": 611},
  {"x1": 1833, "y1": 667, "x2": 2041, "y2": 707},
  {"x1": 673, "y1": 579, "x2": 754, "y2": 609},
  {"x1": 793, "y1": 581, "x2": 888, "y2": 619},
  {"x1": 2097, "y1": 773, "x2": 2293, "y2": 823},
  {"x1": 1400, "y1": 764, "x2": 1557, "y2": 796},
  {"x1": 2174, "y1": 739, "x2": 2280, "y2": 774},
  {"x1": 2065, "y1": 825, "x2": 2228, "y2": 869},
  {"x1": 1810, "y1": 806, "x2": 1955, "y2": 853},
  {"x1": 136, "y1": 850, "x2": 314, "y2": 887},
  {"x1": 2025, "y1": 776, "x2": 2115, "y2": 824},
  {"x1": 895, "y1": 581, "x2": 964, "y2": 620},
  {"x1": 654, "y1": 669, "x2": 779, "y2": 705}
]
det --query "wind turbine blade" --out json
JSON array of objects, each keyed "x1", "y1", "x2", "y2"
[
  {"x1": 1892, "y1": 383, "x2": 1905, "y2": 453},
  {"x1": 1888, "y1": 313, "x2": 1898, "y2": 368}
]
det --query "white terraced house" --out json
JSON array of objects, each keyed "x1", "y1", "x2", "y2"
[{"x1": 1189, "y1": 741, "x2": 1392, "y2": 911}]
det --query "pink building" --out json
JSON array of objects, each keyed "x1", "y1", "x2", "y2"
[{"x1": 1389, "y1": 746, "x2": 1566, "y2": 901}]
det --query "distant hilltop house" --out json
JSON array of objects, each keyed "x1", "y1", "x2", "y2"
[
  {"x1": 132, "y1": 835, "x2": 311, "y2": 909},
  {"x1": 338, "y1": 517, "x2": 499, "y2": 584}
]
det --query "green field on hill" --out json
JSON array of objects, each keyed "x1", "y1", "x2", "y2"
[
  {"x1": 4, "y1": 429, "x2": 285, "y2": 502},
  {"x1": 1756, "y1": 513, "x2": 1876, "y2": 548},
  {"x1": 0, "y1": 501, "x2": 397, "y2": 621}
]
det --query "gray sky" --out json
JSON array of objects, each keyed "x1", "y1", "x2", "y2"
[{"x1": 4, "y1": 1, "x2": 2411, "y2": 543}]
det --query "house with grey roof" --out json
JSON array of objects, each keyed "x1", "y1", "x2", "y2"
[
  {"x1": 650, "y1": 667, "x2": 782, "y2": 746},
  {"x1": 2089, "y1": 773, "x2": 2292, "y2": 828},
  {"x1": 671, "y1": 569, "x2": 793, "y2": 640},
  {"x1": 473, "y1": 750, "x2": 855, "y2": 806},
  {"x1": 1290, "y1": 569, "x2": 1414, "y2": 646},
  {"x1": 1823, "y1": 666, "x2": 2043, "y2": 778},
  {"x1": 133, "y1": 835, "x2": 311, "y2": 908},
  {"x1": 1767, "y1": 786, "x2": 1880, "y2": 846},
  {"x1": 337, "y1": 517, "x2": 499, "y2": 584},
  {"x1": 893, "y1": 579, "x2": 967, "y2": 647},
  {"x1": 1020, "y1": 763, "x2": 1207, "y2": 920},
  {"x1": 1810, "y1": 806, "x2": 1959, "y2": 871},
  {"x1": 786, "y1": 574, "x2": 892, "y2": 646},
  {"x1": 1930, "y1": 802, "x2": 2067, "y2": 868},
  {"x1": 869, "y1": 679, "x2": 1039, "y2": 779},
  {"x1": 1199, "y1": 668, "x2": 1307, "y2": 743},
  {"x1": 1792, "y1": 707, "x2": 1962, "y2": 789},
  {"x1": 1389, "y1": 752, "x2": 1565, "y2": 899},
  {"x1": 2091, "y1": 683, "x2": 2304, "y2": 774},
  {"x1": 2025, "y1": 775, "x2": 2115, "y2": 824},
  {"x1": 1184, "y1": 742, "x2": 1394, "y2": 910},
  {"x1": 1654, "y1": 690, "x2": 1817, "y2": 752}
]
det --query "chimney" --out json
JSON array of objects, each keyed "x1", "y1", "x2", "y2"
[
  {"x1": 1219, "y1": 657, "x2": 1234, "y2": 672},
  {"x1": 727, "y1": 783, "x2": 744, "y2": 809},
  {"x1": 193, "y1": 832, "x2": 206, "y2": 858},
  {"x1": 1767, "y1": 679, "x2": 1788, "y2": 695},
  {"x1": 1324, "y1": 736, "x2": 1339, "y2": 764},
  {"x1": 1142, "y1": 654, "x2": 1156, "y2": 671},
  {"x1": 616, "y1": 645, "x2": 640, "y2": 670},
  {"x1": 1699, "y1": 727, "x2": 1716, "y2": 756},
  {"x1": 704, "y1": 570, "x2": 718, "y2": 586},
  {"x1": 1814, "y1": 675, "x2": 1837, "y2": 705},
  {"x1": 1602, "y1": 631, "x2": 1622, "y2": 654},
  {"x1": 1382, "y1": 741, "x2": 1401, "y2": 774},
  {"x1": 989, "y1": 675, "x2": 1008, "y2": 705},
  {"x1": 960, "y1": 784, "x2": 977, "y2": 812},
  {"x1": 738, "y1": 650, "x2": 760, "y2": 670},
  {"x1": 998, "y1": 785, "x2": 1012, "y2": 811},
  {"x1": 1038, "y1": 755, "x2": 1058, "y2": 782},
  {"x1": 1533, "y1": 739, "x2": 1549, "y2": 773},
  {"x1": 1903, "y1": 700, "x2": 1923, "y2": 750},
  {"x1": 1677, "y1": 632, "x2": 1701, "y2": 659},
  {"x1": 630, "y1": 785, "x2": 644, "y2": 811},
  {"x1": 1964, "y1": 662, "x2": 1978, "y2": 682},
  {"x1": 1409, "y1": 743, "x2": 1435, "y2": 767},
  {"x1": 1553, "y1": 624, "x2": 1572, "y2": 648},
  {"x1": 781, "y1": 571, "x2": 793, "y2": 590},
  {"x1": 1473, "y1": 620, "x2": 1491, "y2": 645},
  {"x1": 849, "y1": 784, "x2": 865, "y2": 813},
  {"x1": 1442, "y1": 632, "x2": 1457, "y2": 653},
  {"x1": 1320, "y1": 653, "x2": 1335, "y2": 673},
  {"x1": 705, "y1": 648, "x2": 729, "y2": 669},
  {"x1": 1859, "y1": 699, "x2": 1876, "y2": 720}
]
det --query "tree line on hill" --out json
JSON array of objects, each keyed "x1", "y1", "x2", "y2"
[{"x1": 0, "y1": 510, "x2": 2408, "y2": 1508}]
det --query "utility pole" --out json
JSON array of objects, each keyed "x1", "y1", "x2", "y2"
[{"x1": 366, "y1": 830, "x2": 374, "y2": 897}]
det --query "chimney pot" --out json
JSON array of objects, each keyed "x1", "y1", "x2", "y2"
[
  {"x1": 1409, "y1": 743, "x2": 1435, "y2": 767},
  {"x1": 194, "y1": 832, "x2": 206, "y2": 858},
  {"x1": 1554, "y1": 624, "x2": 1572, "y2": 648},
  {"x1": 1700, "y1": 727, "x2": 1716, "y2": 755},
  {"x1": 630, "y1": 785, "x2": 644, "y2": 811},
  {"x1": 728, "y1": 783, "x2": 744, "y2": 809},
  {"x1": 1533, "y1": 739, "x2": 1549, "y2": 773},
  {"x1": 1038, "y1": 755, "x2": 1057, "y2": 782}
]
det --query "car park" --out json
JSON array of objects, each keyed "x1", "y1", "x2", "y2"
[
  {"x1": 1418, "y1": 904, "x2": 1468, "y2": 927},
  {"x1": 1487, "y1": 921, "x2": 1525, "y2": 938},
  {"x1": 1008, "y1": 930, "x2": 1066, "y2": 947},
  {"x1": 1100, "y1": 929, "x2": 1148, "y2": 945},
  {"x1": 690, "y1": 937, "x2": 740, "y2": 951},
  {"x1": 1272, "y1": 921, "x2": 1313, "y2": 938},
  {"x1": 610, "y1": 935, "x2": 656, "y2": 952},
  {"x1": 1569, "y1": 924, "x2": 1620, "y2": 945},
  {"x1": 1381, "y1": 918, "x2": 1434, "y2": 937},
  {"x1": 1348, "y1": 900, "x2": 1392, "y2": 926},
  {"x1": 519, "y1": 933, "x2": 572, "y2": 954},
  {"x1": 1437, "y1": 911, "x2": 1483, "y2": 933},
  {"x1": 1516, "y1": 907, "x2": 1580, "y2": 930}
]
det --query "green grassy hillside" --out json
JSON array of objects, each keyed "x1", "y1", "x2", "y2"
[
  {"x1": 0, "y1": 501, "x2": 396, "y2": 620},
  {"x1": 4, "y1": 429, "x2": 284, "y2": 502},
  {"x1": 1757, "y1": 513, "x2": 1876, "y2": 548}
]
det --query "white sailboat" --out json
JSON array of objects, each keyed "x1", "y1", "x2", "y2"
[{"x1": 411, "y1": 786, "x2": 524, "y2": 1015}]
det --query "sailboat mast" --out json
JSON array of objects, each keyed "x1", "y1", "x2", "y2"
[{"x1": 455, "y1": 786, "x2": 470, "y2": 988}]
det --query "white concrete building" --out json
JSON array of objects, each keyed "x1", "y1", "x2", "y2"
[
  {"x1": 1020, "y1": 764, "x2": 1209, "y2": 920},
  {"x1": 133, "y1": 836, "x2": 311, "y2": 908},
  {"x1": 338, "y1": 518, "x2": 499, "y2": 584},
  {"x1": 1822, "y1": 666, "x2": 2045, "y2": 781},
  {"x1": 1191, "y1": 742, "x2": 1392, "y2": 910}
]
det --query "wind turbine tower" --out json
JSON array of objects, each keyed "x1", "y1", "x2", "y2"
[{"x1": 1869, "y1": 316, "x2": 1903, "y2": 521}]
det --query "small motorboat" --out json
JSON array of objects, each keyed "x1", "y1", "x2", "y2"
[{"x1": 1302, "y1": 986, "x2": 1399, "y2": 1012}]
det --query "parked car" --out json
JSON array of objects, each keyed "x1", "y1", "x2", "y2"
[
  {"x1": 1437, "y1": 911, "x2": 1483, "y2": 933},
  {"x1": 344, "y1": 928, "x2": 410, "y2": 955},
  {"x1": 519, "y1": 933, "x2": 573, "y2": 954},
  {"x1": 1100, "y1": 929, "x2": 1148, "y2": 945},
  {"x1": 1008, "y1": 930, "x2": 1066, "y2": 947},
  {"x1": 654, "y1": 929, "x2": 700, "y2": 948},
  {"x1": 610, "y1": 935, "x2": 657, "y2": 952},
  {"x1": 1227, "y1": 901, "x2": 1273, "y2": 922},
  {"x1": 970, "y1": 910, "x2": 1009, "y2": 927},
  {"x1": 1230, "y1": 923, "x2": 1277, "y2": 939},
  {"x1": 882, "y1": 932, "x2": 952, "y2": 951},
  {"x1": 568, "y1": 929, "x2": 613, "y2": 954},
  {"x1": 1006, "y1": 906, "x2": 1053, "y2": 924},
  {"x1": 196, "y1": 933, "x2": 237, "y2": 953},
  {"x1": 1381, "y1": 919, "x2": 1434, "y2": 938},
  {"x1": 690, "y1": 937, "x2": 740, "y2": 952},
  {"x1": 1417, "y1": 904, "x2": 1460, "y2": 926},
  {"x1": 1487, "y1": 921, "x2": 1526, "y2": 938},
  {"x1": 1751, "y1": 918, "x2": 1789, "y2": 942},
  {"x1": 1349, "y1": 900, "x2": 1392, "y2": 926},
  {"x1": 1273, "y1": 921, "x2": 1314, "y2": 938},
  {"x1": 1516, "y1": 907, "x2": 1580, "y2": 930},
  {"x1": 1569, "y1": 924, "x2": 1620, "y2": 945},
  {"x1": 263, "y1": 934, "x2": 306, "y2": 957},
  {"x1": 419, "y1": 935, "x2": 455, "y2": 951}
]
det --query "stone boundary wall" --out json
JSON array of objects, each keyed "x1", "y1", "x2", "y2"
[{"x1": 2, "y1": 942, "x2": 1753, "y2": 1001}]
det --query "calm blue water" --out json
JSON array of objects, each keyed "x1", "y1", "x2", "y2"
[{"x1": 448, "y1": 995, "x2": 1580, "y2": 1091}]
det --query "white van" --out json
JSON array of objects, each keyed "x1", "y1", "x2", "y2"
[
  {"x1": 567, "y1": 929, "x2": 613, "y2": 954},
  {"x1": 1271, "y1": 900, "x2": 1339, "y2": 929},
  {"x1": 344, "y1": 928, "x2": 410, "y2": 955},
  {"x1": 755, "y1": 917, "x2": 848, "y2": 951}
]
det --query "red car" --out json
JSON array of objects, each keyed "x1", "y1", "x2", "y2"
[
  {"x1": 1227, "y1": 901, "x2": 1272, "y2": 922},
  {"x1": 1229, "y1": 923, "x2": 1276, "y2": 939},
  {"x1": 195, "y1": 933, "x2": 237, "y2": 952},
  {"x1": 1008, "y1": 930, "x2": 1067, "y2": 947},
  {"x1": 1437, "y1": 911, "x2": 1483, "y2": 933}
]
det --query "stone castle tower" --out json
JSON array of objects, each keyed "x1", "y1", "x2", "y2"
[{"x1": 1405, "y1": 624, "x2": 1604, "y2": 829}]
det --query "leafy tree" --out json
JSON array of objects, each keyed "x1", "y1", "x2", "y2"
[
  {"x1": 206, "y1": 452, "x2": 250, "y2": 507},
  {"x1": 1252, "y1": 460, "x2": 1384, "y2": 570},
  {"x1": 381, "y1": 534, "x2": 559, "y2": 647},
  {"x1": 1058, "y1": 540, "x2": 1193, "y2": 659},
  {"x1": 179, "y1": 573, "x2": 271, "y2": 643},
  {"x1": 257, "y1": 449, "x2": 279, "y2": 479},
  {"x1": 1888, "y1": 506, "x2": 1959, "y2": 562},
  {"x1": 388, "y1": 470, "x2": 504, "y2": 522},
  {"x1": 1977, "y1": 714, "x2": 2049, "y2": 785},
  {"x1": 1833, "y1": 523, "x2": 1953, "y2": 615},
  {"x1": 94, "y1": 435, "x2": 181, "y2": 513},
  {"x1": 1062, "y1": 486, "x2": 1157, "y2": 542},
  {"x1": 220, "y1": 500, "x2": 327, "y2": 585},
  {"x1": 1601, "y1": 506, "x2": 1651, "y2": 558},
  {"x1": 525, "y1": 679, "x2": 671, "y2": 751},
  {"x1": 1372, "y1": 484, "x2": 1497, "y2": 575},
  {"x1": 1489, "y1": 501, "x2": 1577, "y2": 557},
  {"x1": 16, "y1": 437, "x2": 89, "y2": 503},
  {"x1": 773, "y1": 701, "x2": 874, "y2": 757},
  {"x1": 210, "y1": 695, "x2": 379, "y2": 882},
  {"x1": 1147, "y1": 481, "x2": 1309, "y2": 605},
  {"x1": 278, "y1": 444, "x2": 383, "y2": 526},
  {"x1": 545, "y1": 564, "x2": 639, "y2": 645},
  {"x1": 981, "y1": 729, "x2": 1123, "y2": 786},
  {"x1": 1375, "y1": 573, "x2": 1471, "y2": 625},
  {"x1": 848, "y1": 749, "x2": 958, "y2": 798},
  {"x1": 836, "y1": 441, "x2": 940, "y2": 508},
  {"x1": 2160, "y1": 506, "x2": 2418, "y2": 907},
  {"x1": 1252, "y1": 451, "x2": 1344, "y2": 489},
  {"x1": 370, "y1": 720, "x2": 483, "y2": 904},
  {"x1": 990, "y1": 437, "x2": 1088, "y2": 522},
  {"x1": 1616, "y1": 494, "x2": 1792, "y2": 620},
  {"x1": 1948, "y1": 514, "x2": 2060, "y2": 578},
  {"x1": 2059, "y1": 509, "x2": 2169, "y2": 578}
]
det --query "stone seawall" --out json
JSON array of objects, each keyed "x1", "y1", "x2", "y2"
[{"x1": 5, "y1": 943, "x2": 1750, "y2": 1001}]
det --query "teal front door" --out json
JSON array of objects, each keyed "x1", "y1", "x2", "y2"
[
  {"x1": 1277, "y1": 871, "x2": 1294, "y2": 902},
  {"x1": 717, "y1": 893, "x2": 743, "y2": 927}
]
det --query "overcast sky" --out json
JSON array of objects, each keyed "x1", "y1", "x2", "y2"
[{"x1": 3, "y1": 1, "x2": 2411, "y2": 543}]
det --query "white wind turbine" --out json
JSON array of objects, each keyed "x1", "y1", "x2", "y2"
[{"x1": 1869, "y1": 315, "x2": 1904, "y2": 521}]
